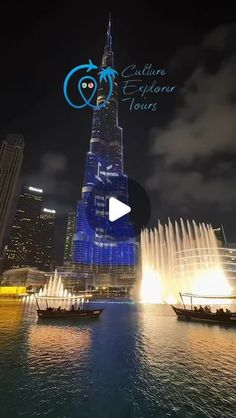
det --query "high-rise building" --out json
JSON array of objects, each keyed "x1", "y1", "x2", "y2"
[
  {"x1": 0, "y1": 134, "x2": 24, "y2": 252},
  {"x1": 73, "y1": 18, "x2": 136, "y2": 284},
  {"x1": 4, "y1": 186, "x2": 43, "y2": 270},
  {"x1": 213, "y1": 225, "x2": 226, "y2": 245},
  {"x1": 4, "y1": 186, "x2": 56, "y2": 271},
  {"x1": 64, "y1": 211, "x2": 76, "y2": 264},
  {"x1": 37, "y1": 208, "x2": 56, "y2": 271}
]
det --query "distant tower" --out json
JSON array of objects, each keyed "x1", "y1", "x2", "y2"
[
  {"x1": 213, "y1": 225, "x2": 227, "y2": 245},
  {"x1": 4, "y1": 186, "x2": 55, "y2": 271},
  {"x1": 64, "y1": 211, "x2": 76, "y2": 264},
  {"x1": 37, "y1": 208, "x2": 56, "y2": 270},
  {"x1": 0, "y1": 134, "x2": 24, "y2": 252}
]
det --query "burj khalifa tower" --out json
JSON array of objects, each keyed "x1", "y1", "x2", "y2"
[{"x1": 73, "y1": 17, "x2": 136, "y2": 279}]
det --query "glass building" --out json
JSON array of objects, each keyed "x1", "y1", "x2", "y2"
[
  {"x1": 73, "y1": 18, "x2": 136, "y2": 281},
  {"x1": 4, "y1": 186, "x2": 56, "y2": 272},
  {"x1": 213, "y1": 225, "x2": 226, "y2": 245},
  {"x1": 0, "y1": 134, "x2": 24, "y2": 253},
  {"x1": 37, "y1": 208, "x2": 56, "y2": 271},
  {"x1": 64, "y1": 211, "x2": 76, "y2": 263}
]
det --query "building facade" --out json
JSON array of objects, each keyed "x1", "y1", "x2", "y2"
[
  {"x1": 37, "y1": 208, "x2": 56, "y2": 271},
  {"x1": 4, "y1": 186, "x2": 56, "y2": 271},
  {"x1": 1, "y1": 267, "x2": 46, "y2": 291},
  {"x1": 213, "y1": 225, "x2": 226, "y2": 245},
  {"x1": 0, "y1": 134, "x2": 24, "y2": 253},
  {"x1": 64, "y1": 211, "x2": 76, "y2": 264},
  {"x1": 73, "y1": 19, "x2": 136, "y2": 285}
]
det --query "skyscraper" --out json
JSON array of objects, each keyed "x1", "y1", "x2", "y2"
[
  {"x1": 64, "y1": 211, "x2": 76, "y2": 264},
  {"x1": 73, "y1": 18, "x2": 136, "y2": 281},
  {"x1": 0, "y1": 134, "x2": 24, "y2": 252},
  {"x1": 4, "y1": 186, "x2": 56, "y2": 271},
  {"x1": 37, "y1": 208, "x2": 56, "y2": 271},
  {"x1": 213, "y1": 225, "x2": 226, "y2": 245},
  {"x1": 4, "y1": 186, "x2": 43, "y2": 270}
]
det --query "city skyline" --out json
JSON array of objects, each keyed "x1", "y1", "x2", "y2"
[{"x1": 0, "y1": 3, "x2": 236, "y2": 263}]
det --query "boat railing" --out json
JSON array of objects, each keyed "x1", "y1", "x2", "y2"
[
  {"x1": 179, "y1": 292, "x2": 236, "y2": 311},
  {"x1": 35, "y1": 294, "x2": 92, "y2": 311}
]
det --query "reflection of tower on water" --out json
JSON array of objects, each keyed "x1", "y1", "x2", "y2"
[{"x1": 140, "y1": 219, "x2": 232, "y2": 304}]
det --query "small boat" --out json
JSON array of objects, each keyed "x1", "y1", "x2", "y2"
[
  {"x1": 37, "y1": 307, "x2": 103, "y2": 319},
  {"x1": 172, "y1": 293, "x2": 236, "y2": 325},
  {"x1": 35, "y1": 295, "x2": 103, "y2": 320}
]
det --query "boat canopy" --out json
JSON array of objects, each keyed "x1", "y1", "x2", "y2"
[
  {"x1": 36, "y1": 294, "x2": 92, "y2": 300},
  {"x1": 181, "y1": 293, "x2": 236, "y2": 300}
]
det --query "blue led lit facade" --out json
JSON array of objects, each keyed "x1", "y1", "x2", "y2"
[{"x1": 73, "y1": 19, "x2": 136, "y2": 267}]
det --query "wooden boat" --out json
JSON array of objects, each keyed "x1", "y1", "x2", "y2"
[
  {"x1": 35, "y1": 295, "x2": 103, "y2": 320},
  {"x1": 172, "y1": 293, "x2": 236, "y2": 325},
  {"x1": 37, "y1": 307, "x2": 103, "y2": 319}
]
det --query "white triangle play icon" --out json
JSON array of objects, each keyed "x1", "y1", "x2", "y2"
[{"x1": 109, "y1": 197, "x2": 131, "y2": 222}]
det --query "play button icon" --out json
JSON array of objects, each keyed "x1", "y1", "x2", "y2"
[
  {"x1": 109, "y1": 197, "x2": 131, "y2": 222},
  {"x1": 86, "y1": 176, "x2": 151, "y2": 240}
]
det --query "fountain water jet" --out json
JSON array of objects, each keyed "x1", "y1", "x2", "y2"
[
  {"x1": 22, "y1": 269, "x2": 77, "y2": 308},
  {"x1": 39, "y1": 269, "x2": 73, "y2": 298},
  {"x1": 140, "y1": 219, "x2": 232, "y2": 304},
  {"x1": 38, "y1": 269, "x2": 76, "y2": 309}
]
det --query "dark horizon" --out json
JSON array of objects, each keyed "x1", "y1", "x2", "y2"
[{"x1": 1, "y1": 1, "x2": 236, "y2": 263}]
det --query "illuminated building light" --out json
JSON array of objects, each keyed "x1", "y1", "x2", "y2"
[
  {"x1": 4, "y1": 185, "x2": 55, "y2": 272},
  {"x1": 0, "y1": 286, "x2": 27, "y2": 295},
  {"x1": 28, "y1": 186, "x2": 43, "y2": 193},
  {"x1": 43, "y1": 208, "x2": 56, "y2": 214}
]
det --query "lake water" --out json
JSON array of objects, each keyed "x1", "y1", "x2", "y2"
[{"x1": 0, "y1": 301, "x2": 235, "y2": 418}]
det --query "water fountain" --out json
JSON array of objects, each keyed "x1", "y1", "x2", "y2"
[
  {"x1": 38, "y1": 269, "x2": 74, "y2": 298},
  {"x1": 23, "y1": 269, "x2": 78, "y2": 308},
  {"x1": 140, "y1": 219, "x2": 232, "y2": 304},
  {"x1": 38, "y1": 269, "x2": 78, "y2": 308}
]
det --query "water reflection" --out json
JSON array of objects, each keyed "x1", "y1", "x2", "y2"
[
  {"x1": 0, "y1": 300, "x2": 23, "y2": 338},
  {"x1": 0, "y1": 301, "x2": 235, "y2": 418},
  {"x1": 28, "y1": 324, "x2": 92, "y2": 366},
  {"x1": 134, "y1": 304, "x2": 236, "y2": 417}
]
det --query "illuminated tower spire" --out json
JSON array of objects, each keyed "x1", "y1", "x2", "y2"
[
  {"x1": 106, "y1": 12, "x2": 112, "y2": 51},
  {"x1": 102, "y1": 13, "x2": 113, "y2": 67}
]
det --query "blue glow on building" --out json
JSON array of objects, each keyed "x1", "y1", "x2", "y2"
[{"x1": 73, "y1": 18, "x2": 136, "y2": 267}]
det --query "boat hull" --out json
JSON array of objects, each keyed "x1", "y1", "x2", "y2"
[
  {"x1": 172, "y1": 306, "x2": 236, "y2": 325},
  {"x1": 37, "y1": 308, "x2": 103, "y2": 319}
]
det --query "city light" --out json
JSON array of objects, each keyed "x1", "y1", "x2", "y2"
[
  {"x1": 0, "y1": 286, "x2": 27, "y2": 295},
  {"x1": 28, "y1": 186, "x2": 43, "y2": 193},
  {"x1": 43, "y1": 208, "x2": 56, "y2": 214}
]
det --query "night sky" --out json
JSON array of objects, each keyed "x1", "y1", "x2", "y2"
[{"x1": 1, "y1": 1, "x2": 236, "y2": 263}]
